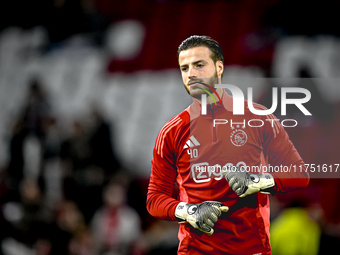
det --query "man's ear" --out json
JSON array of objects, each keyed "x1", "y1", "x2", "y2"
[{"x1": 216, "y1": 61, "x2": 224, "y2": 78}]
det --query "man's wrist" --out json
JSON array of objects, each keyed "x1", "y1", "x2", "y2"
[
  {"x1": 257, "y1": 173, "x2": 275, "y2": 194},
  {"x1": 238, "y1": 173, "x2": 275, "y2": 197},
  {"x1": 175, "y1": 202, "x2": 189, "y2": 222}
]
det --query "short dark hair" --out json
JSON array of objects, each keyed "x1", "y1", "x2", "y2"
[{"x1": 177, "y1": 35, "x2": 224, "y2": 64}]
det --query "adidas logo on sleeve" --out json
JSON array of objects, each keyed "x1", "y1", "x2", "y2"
[{"x1": 183, "y1": 135, "x2": 201, "y2": 149}]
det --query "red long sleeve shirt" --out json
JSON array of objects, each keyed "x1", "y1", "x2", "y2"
[{"x1": 147, "y1": 90, "x2": 309, "y2": 255}]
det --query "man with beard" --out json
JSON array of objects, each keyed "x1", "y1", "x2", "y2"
[{"x1": 146, "y1": 35, "x2": 309, "y2": 254}]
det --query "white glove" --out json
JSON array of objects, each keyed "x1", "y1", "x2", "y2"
[
  {"x1": 224, "y1": 167, "x2": 275, "y2": 197},
  {"x1": 175, "y1": 201, "x2": 229, "y2": 235}
]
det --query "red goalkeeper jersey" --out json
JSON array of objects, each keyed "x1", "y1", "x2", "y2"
[{"x1": 147, "y1": 90, "x2": 309, "y2": 255}]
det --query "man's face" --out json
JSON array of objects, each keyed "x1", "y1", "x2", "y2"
[{"x1": 178, "y1": 46, "x2": 223, "y2": 98}]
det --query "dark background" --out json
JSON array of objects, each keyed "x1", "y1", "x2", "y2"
[{"x1": 0, "y1": 0, "x2": 339, "y2": 254}]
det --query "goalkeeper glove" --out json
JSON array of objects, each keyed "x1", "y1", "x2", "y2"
[
  {"x1": 224, "y1": 167, "x2": 275, "y2": 197},
  {"x1": 175, "y1": 201, "x2": 229, "y2": 235}
]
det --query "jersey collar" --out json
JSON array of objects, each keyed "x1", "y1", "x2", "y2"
[{"x1": 187, "y1": 89, "x2": 234, "y2": 120}]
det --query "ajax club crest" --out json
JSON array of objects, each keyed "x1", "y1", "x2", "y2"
[{"x1": 230, "y1": 126, "x2": 247, "y2": 147}]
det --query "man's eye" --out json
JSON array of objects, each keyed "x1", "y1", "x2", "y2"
[
  {"x1": 181, "y1": 67, "x2": 187, "y2": 72},
  {"x1": 197, "y1": 64, "x2": 203, "y2": 68}
]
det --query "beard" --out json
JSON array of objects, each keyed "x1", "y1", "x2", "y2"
[{"x1": 184, "y1": 70, "x2": 219, "y2": 99}]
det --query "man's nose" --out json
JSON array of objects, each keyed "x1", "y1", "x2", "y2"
[{"x1": 187, "y1": 66, "x2": 197, "y2": 78}]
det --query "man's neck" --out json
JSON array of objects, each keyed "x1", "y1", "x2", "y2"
[{"x1": 193, "y1": 88, "x2": 224, "y2": 105}]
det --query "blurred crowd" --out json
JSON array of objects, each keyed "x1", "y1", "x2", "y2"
[{"x1": 0, "y1": 79, "x2": 179, "y2": 255}]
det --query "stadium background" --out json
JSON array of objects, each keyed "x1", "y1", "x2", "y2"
[{"x1": 0, "y1": 0, "x2": 339, "y2": 254}]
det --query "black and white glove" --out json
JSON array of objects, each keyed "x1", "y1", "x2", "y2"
[
  {"x1": 175, "y1": 201, "x2": 229, "y2": 235},
  {"x1": 224, "y1": 167, "x2": 275, "y2": 197}
]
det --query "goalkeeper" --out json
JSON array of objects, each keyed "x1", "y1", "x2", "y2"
[{"x1": 147, "y1": 35, "x2": 309, "y2": 254}]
